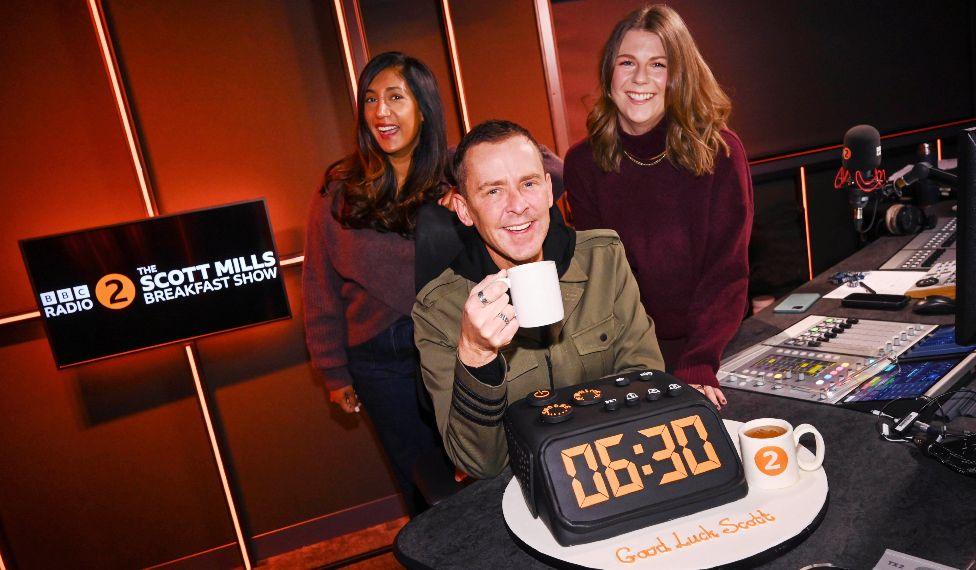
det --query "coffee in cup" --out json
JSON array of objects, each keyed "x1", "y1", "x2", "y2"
[
  {"x1": 742, "y1": 425, "x2": 788, "y2": 439},
  {"x1": 738, "y1": 418, "x2": 825, "y2": 489}
]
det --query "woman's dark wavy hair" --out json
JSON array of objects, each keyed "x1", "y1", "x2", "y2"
[{"x1": 323, "y1": 52, "x2": 448, "y2": 236}]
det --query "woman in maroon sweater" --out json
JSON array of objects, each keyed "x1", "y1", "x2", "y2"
[
  {"x1": 303, "y1": 52, "x2": 447, "y2": 514},
  {"x1": 565, "y1": 5, "x2": 753, "y2": 409}
]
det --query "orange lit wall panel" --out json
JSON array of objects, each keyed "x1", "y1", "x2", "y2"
[
  {"x1": 359, "y1": 0, "x2": 464, "y2": 144},
  {"x1": 0, "y1": 329, "x2": 234, "y2": 569},
  {"x1": 448, "y1": 0, "x2": 556, "y2": 150},
  {"x1": 0, "y1": 1, "x2": 148, "y2": 315},
  {"x1": 102, "y1": 0, "x2": 356, "y2": 256},
  {"x1": 194, "y1": 267, "x2": 397, "y2": 534}
]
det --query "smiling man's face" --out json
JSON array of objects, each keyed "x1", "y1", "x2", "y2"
[{"x1": 453, "y1": 135, "x2": 553, "y2": 269}]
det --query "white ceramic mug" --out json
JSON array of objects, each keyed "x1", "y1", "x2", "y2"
[
  {"x1": 496, "y1": 260, "x2": 563, "y2": 328},
  {"x1": 738, "y1": 418, "x2": 825, "y2": 489}
]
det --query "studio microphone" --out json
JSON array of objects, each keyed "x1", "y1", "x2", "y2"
[
  {"x1": 892, "y1": 162, "x2": 959, "y2": 191},
  {"x1": 834, "y1": 125, "x2": 886, "y2": 228}
]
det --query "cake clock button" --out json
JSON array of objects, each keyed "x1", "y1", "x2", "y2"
[
  {"x1": 667, "y1": 383, "x2": 682, "y2": 397},
  {"x1": 529, "y1": 389, "x2": 557, "y2": 407},
  {"x1": 645, "y1": 388, "x2": 662, "y2": 401},
  {"x1": 625, "y1": 392, "x2": 640, "y2": 406},
  {"x1": 603, "y1": 398, "x2": 620, "y2": 412},
  {"x1": 572, "y1": 388, "x2": 602, "y2": 406},
  {"x1": 540, "y1": 403, "x2": 573, "y2": 424},
  {"x1": 614, "y1": 376, "x2": 630, "y2": 386}
]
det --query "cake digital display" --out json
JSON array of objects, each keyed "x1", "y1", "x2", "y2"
[
  {"x1": 504, "y1": 370, "x2": 747, "y2": 546},
  {"x1": 20, "y1": 200, "x2": 291, "y2": 367}
]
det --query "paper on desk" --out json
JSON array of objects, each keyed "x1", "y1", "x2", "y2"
[{"x1": 823, "y1": 270, "x2": 927, "y2": 299}]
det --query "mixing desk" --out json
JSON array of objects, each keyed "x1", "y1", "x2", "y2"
[
  {"x1": 718, "y1": 316, "x2": 938, "y2": 404},
  {"x1": 879, "y1": 217, "x2": 956, "y2": 270}
]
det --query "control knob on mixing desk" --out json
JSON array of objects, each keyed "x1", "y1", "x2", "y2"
[
  {"x1": 900, "y1": 332, "x2": 908, "y2": 341},
  {"x1": 893, "y1": 336, "x2": 901, "y2": 347},
  {"x1": 785, "y1": 371, "x2": 793, "y2": 380}
]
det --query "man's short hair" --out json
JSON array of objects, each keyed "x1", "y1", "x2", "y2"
[{"x1": 452, "y1": 120, "x2": 545, "y2": 194}]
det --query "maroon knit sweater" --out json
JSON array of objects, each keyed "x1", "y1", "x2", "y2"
[
  {"x1": 302, "y1": 184, "x2": 417, "y2": 391},
  {"x1": 564, "y1": 120, "x2": 753, "y2": 388}
]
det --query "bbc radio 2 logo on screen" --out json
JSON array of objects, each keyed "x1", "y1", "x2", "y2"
[
  {"x1": 38, "y1": 252, "x2": 278, "y2": 319},
  {"x1": 40, "y1": 274, "x2": 136, "y2": 317}
]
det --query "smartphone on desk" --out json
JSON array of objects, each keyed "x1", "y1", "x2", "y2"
[
  {"x1": 841, "y1": 293, "x2": 909, "y2": 310},
  {"x1": 773, "y1": 293, "x2": 821, "y2": 314}
]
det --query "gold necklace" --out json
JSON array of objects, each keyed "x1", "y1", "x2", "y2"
[{"x1": 622, "y1": 149, "x2": 667, "y2": 167}]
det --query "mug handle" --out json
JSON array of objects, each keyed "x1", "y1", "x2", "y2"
[{"x1": 793, "y1": 424, "x2": 825, "y2": 471}]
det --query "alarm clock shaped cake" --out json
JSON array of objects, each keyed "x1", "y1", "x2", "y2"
[{"x1": 504, "y1": 369, "x2": 748, "y2": 546}]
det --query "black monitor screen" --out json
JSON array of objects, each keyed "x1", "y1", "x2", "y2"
[
  {"x1": 957, "y1": 127, "x2": 976, "y2": 345},
  {"x1": 20, "y1": 200, "x2": 291, "y2": 367}
]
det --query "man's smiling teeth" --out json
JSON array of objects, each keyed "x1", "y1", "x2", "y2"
[
  {"x1": 505, "y1": 222, "x2": 531, "y2": 231},
  {"x1": 377, "y1": 125, "x2": 398, "y2": 133},
  {"x1": 627, "y1": 92, "x2": 655, "y2": 101}
]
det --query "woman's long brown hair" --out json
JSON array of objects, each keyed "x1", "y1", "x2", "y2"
[
  {"x1": 587, "y1": 5, "x2": 731, "y2": 176},
  {"x1": 323, "y1": 52, "x2": 447, "y2": 236}
]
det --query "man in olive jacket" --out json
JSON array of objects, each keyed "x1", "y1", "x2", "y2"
[{"x1": 413, "y1": 120, "x2": 665, "y2": 478}]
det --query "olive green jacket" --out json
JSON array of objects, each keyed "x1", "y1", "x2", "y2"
[{"x1": 413, "y1": 229, "x2": 665, "y2": 478}]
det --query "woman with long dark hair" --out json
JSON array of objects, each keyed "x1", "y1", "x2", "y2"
[
  {"x1": 303, "y1": 52, "x2": 447, "y2": 515},
  {"x1": 565, "y1": 5, "x2": 753, "y2": 409}
]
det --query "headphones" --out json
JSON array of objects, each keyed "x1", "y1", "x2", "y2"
[
  {"x1": 875, "y1": 389, "x2": 976, "y2": 477},
  {"x1": 880, "y1": 202, "x2": 925, "y2": 235}
]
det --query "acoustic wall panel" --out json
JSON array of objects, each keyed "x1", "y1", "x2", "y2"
[
  {"x1": 194, "y1": 267, "x2": 399, "y2": 535},
  {"x1": 749, "y1": 177, "x2": 807, "y2": 298},
  {"x1": 0, "y1": 0, "x2": 148, "y2": 315},
  {"x1": 103, "y1": 0, "x2": 356, "y2": 256},
  {"x1": 448, "y1": 0, "x2": 557, "y2": 150},
  {"x1": 0, "y1": 331, "x2": 235, "y2": 569}
]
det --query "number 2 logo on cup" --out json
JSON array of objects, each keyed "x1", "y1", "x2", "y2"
[
  {"x1": 754, "y1": 446, "x2": 788, "y2": 476},
  {"x1": 95, "y1": 274, "x2": 135, "y2": 309}
]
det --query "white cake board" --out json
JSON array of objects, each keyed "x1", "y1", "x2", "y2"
[{"x1": 502, "y1": 420, "x2": 828, "y2": 569}]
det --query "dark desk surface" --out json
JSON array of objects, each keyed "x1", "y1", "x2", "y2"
[{"x1": 396, "y1": 224, "x2": 976, "y2": 569}]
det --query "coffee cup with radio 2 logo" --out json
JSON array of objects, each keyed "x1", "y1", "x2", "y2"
[
  {"x1": 494, "y1": 260, "x2": 563, "y2": 328},
  {"x1": 738, "y1": 418, "x2": 824, "y2": 489}
]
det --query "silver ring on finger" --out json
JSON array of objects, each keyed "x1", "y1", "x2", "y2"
[
  {"x1": 478, "y1": 290, "x2": 489, "y2": 306},
  {"x1": 496, "y1": 312, "x2": 510, "y2": 324}
]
